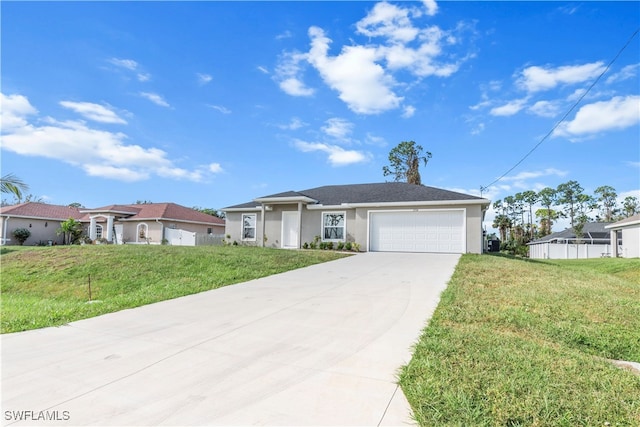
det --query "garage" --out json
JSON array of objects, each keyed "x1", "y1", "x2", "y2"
[{"x1": 369, "y1": 210, "x2": 466, "y2": 253}]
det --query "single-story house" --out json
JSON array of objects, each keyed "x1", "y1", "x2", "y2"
[
  {"x1": 0, "y1": 202, "x2": 224, "y2": 246},
  {"x1": 222, "y1": 182, "x2": 491, "y2": 254},
  {"x1": 605, "y1": 214, "x2": 640, "y2": 258},
  {"x1": 527, "y1": 222, "x2": 616, "y2": 259}
]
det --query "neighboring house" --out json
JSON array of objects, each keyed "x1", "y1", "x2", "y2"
[
  {"x1": 0, "y1": 203, "x2": 83, "y2": 246},
  {"x1": 527, "y1": 222, "x2": 615, "y2": 259},
  {"x1": 223, "y1": 182, "x2": 491, "y2": 254},
  {"x1": 0, "y1": 202, "x2": 224, "y2": 246},
  {"x1": 605, "y1": 214, "x2": 640, "y2": 258}
]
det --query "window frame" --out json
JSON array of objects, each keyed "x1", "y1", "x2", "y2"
[
  {"x1": 242, "y1": 213, "x2": 257, "y2": 241},
  {"x1": 95, "y1": 224, "x2": 103, "y2": 240},
  {"x1": 321, "y1": 211, "x2": 346, "y2": 242}
]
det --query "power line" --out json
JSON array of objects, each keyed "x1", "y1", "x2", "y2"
[{"x1": 480, "y1": 27, "x2": 640, "y2": 197}]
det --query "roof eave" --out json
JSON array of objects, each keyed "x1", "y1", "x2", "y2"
[
  {"x1": 605, "y1": 219, "x2": 640, "y2": 229},
  {"x1": 253, "y1": 196, "x2": 318, "y2": 204},
  {"x1": 308, "y1": 199, "x2": 491, "y2": 209}
]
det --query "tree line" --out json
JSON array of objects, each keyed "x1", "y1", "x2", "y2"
[{"x1": 492, "y1": 180, "x2": 639, "y2": 254}]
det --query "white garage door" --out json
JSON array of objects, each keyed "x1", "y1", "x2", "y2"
[{"x1": 369, "y1": 210, "x2": 465, "y2": 253}]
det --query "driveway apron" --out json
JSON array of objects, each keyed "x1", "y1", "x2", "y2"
[{"x1": 2, "y1": 252, "x2": 460, "y2": 426}]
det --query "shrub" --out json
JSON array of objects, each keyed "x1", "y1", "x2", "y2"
[
  {"x1": 326, "y1": 242, "x2": 334, "y2": 250},
  {"x1": 345, "y1": 241, "x2": 352, "y2": 251},
  {"x1": 351, "y1": 242, "x2": 361, "y2": 252},
  {"x1": 302, "y1": 242, "x2": 309, "y2": 249},
  {"x1": 12, "y1": 228, "x2": 31, "y2": 245},
  {"x1": 337, "y1": 241, "x2": 345, "y2": 251},
  {"x1": 309, "y1": 242, "x2": 317, "y2": 250},
  {"x1": 319, "y1": 242, "x2": 327, "y2": 250}
]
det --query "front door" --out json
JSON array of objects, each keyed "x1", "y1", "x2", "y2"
[
  {"x1": 281, "y1": 211, "x2": 299, "y2": 249},
  {"x1": 114, "y1": 224, "x2": 124, "y2": 245}
]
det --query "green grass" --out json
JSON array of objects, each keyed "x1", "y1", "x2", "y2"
[
  {"x1": 400, "y1": 255, "x2": 640, "y2": 426},
  {"x1": 0, "y1": 245, "x2": 348, "y2": 333}
]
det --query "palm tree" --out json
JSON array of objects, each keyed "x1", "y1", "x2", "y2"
[{"x1": 1, "y1": 173, "x2": 29, "y2": 201}]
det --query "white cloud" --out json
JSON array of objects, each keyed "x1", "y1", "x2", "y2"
[
  {"x1": 139, "y1": 92, "x2": 170, "y2": 108},
  {"x1": 307, "y1": 26, "x2": 402, "y2": 114},
  {"x1": 606, "y1": 63, "x2": 640, "y2": 84},
  {"x1": 208, "y1": 104, "x2": 231, "y2": 114},
  {"x1": 294, "y1": 140, "x2": 370, "y2": 166},
  {"x1": 322, "y1": 118, "x2": 353, "y2": 139},
  {"x1": 516, "y1": 62, "x2": 605, "y2": 93},
  {"x1": 1, "y1": 93, "x2": 38, "y2": 131},
  {"x1": 422, "y1": 0, "x2": 438, "y2": 16},
  {"x1": 1, "y1": 92, "x2": 212, "y2": 183},
  {"x1": 83, "y1": 164, "x2": 149, "y2": 182},
  {"x1": 280, "y1": 117, "x2": 307, "y2": 130},
  {"x1": 501, "y1": 168, "x2": 568, "y2": 182},
  {"x1": 275, "y1": 51, "x2": 315, "y2": 96},
  {"x1": 276, "y1": 30, "x2": 293, "y2": 40},
  {"x1": 208, "y1": 163, "x2": 224, "y2": 173},
  {"x1": 490, "y1": 98, "x2": 528, "y2": 116},
  {"x1": 275, "y1": 1, "x2": 464, "y2": 115},
  {"x1": 528, "y1": 100, "x2": 560, "y2": 118},
  {"x1": 136, "y1": 73, "x2": 151, "y2": 82},
  {"x1": 59, "y1": 101, "x2": 127, "y2": 124},
  {"x1": 108, "y1": 58, "x2": 150, "y2": 82},
  {"x1": 108, "y1": 58, "x2": 138, "y2": 71},
  {"x1": 197, "y1": 73, "x2": 213, "y2": 85},
  {"x1": 554, "y1": 95, "x2": 640, "y2": 138},
  {"x1": 402, "y1": 105, "x2": 416, "y2": 118},
  {"x1": 279, "y1": 78, "x2": 315, "y2": 96},
  {"x1": 356, "y1": 1, "x2": 420, "y2": 43},
  {"x1": 257, "y1": 66, "x2": 269, "y2": 74}
]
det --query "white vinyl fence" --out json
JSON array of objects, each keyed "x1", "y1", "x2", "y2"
[
  {"x1": 529, "y1": 243, "x2": 612, "y2": 259},
  {"x1": 165, "y1": 228, "x2": 196, "y2": 246}
]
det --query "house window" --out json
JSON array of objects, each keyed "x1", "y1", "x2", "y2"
[
  {"x1": 242, "y1": 214, "x2": 256, "y2": 241},
  {"x1": 322, "y1": 212, "x2": 345, "y2": 241},
  {"x1": 95, "y1": 224, "x2": 103, "y2": 240},
  {"x1": 207, "y1": 228, "x2": 213, "y2": 234}
]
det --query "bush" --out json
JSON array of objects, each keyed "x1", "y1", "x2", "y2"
[
  {"x1": 337, "y1": 241, "x2": 344, "y2": 251},
  {"x1": 302, "y1": 242, "x2": 309, "y2": 249},
  {"x1": 326, "y1": 242, "x2": 334, "y2": 250},
  {"x1": 345, "y1": 241, "x2": 352, "y2": 251},
  {"x1": 12, "y1": 228, "x2": 31, "y2": 245}
]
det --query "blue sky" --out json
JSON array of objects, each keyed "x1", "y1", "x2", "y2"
[{"x1": 2, "y1": 1, "x2": 639, "y2": 232}]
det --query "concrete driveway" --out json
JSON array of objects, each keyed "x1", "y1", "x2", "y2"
[{"x1": 2, "y1": 252, "x2": 460, "y2": 426}]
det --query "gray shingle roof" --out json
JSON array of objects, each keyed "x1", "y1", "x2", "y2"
[
  {"x1": 224, "y1": 182, "x2": 488, "y2": 209},
  {"x1": 528, "y1": 222, "x2": 611, "y2": 244}
]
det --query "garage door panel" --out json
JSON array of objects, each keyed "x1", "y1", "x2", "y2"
[{"x1": 370, "y1": 210, "x2": 465, "y2": 253}]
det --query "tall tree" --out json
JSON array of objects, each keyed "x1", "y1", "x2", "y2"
[
  {"x1": 382, "y1": 141, "x2": 432, "y2": 185},
  {"x1": 621, "y1": 196, "x2": 639, "y2": 218},
  {"x1": 520, "y1": 190, "x2": 538, "y2": 240},
  {"x1": 537, "y1": 187, "x2": 557, "y2": 235},
  {"x1": 1, "y1": 173, "x2": 29, "y2": 201},
  {"x1": 556, "y1": 180, "x2": 584, "y2": 228},
  {"x1": 572, "y1": 194, "x2": 597, "y2": 243},
  {"x1": 492, "y1": 200, "x2": 511, "y2": 242},
  {"x1": 594, "y1": 185, "x2": 618, "y2": 222}
]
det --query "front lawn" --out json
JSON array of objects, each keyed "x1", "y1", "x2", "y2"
[
  {"x1": 0, "y1": 245, "x2": 348, "y2": 333},
  {"x1": 400, "y1": 255, "x2": 640, "y2": 426}
]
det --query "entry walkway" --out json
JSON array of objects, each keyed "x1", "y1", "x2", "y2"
[{"x1": 2, "y1": 252, "x2": 460, "y2": 426}]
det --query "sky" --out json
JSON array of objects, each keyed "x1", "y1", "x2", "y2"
[{"x1": 2, "y1": 1, "x2": 639, "y2": 234}]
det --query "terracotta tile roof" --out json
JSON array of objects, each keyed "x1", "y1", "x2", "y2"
[
  {"x1": 1, "y1": 202, "x2": 224, "y2": 226},
  {"x1": 0, "y1": 202, "x2": 83, "y2": 220},
  {"x1": 119, "y1": 203, "x2": 225, "y2": 225}
]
